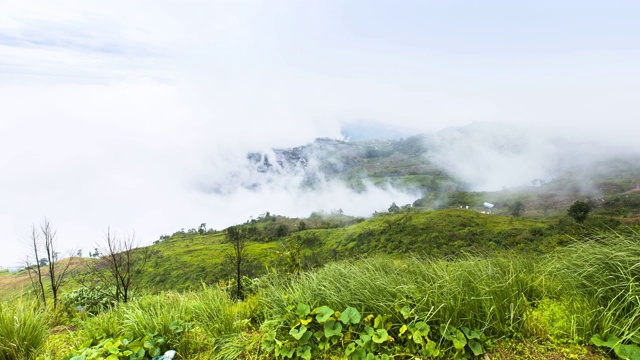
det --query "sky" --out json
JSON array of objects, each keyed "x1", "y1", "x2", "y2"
[{"x1": 1, "y1": 0, "x2": 639, "y2": 268}]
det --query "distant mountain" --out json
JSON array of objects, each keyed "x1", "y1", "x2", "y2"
[
  {"x1": 205, "y1": 135, "x2": 463, "y2": 195},
  {"x1": 205, "y1": 121, "x2": 640, "y2": 196}
]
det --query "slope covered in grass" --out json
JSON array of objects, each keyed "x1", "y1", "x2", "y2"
[
  {"x1": 132, "y1": 209, "x2": 567, "y2": 293},
  {"x1": 30, "y1": 231, "x2": 640, "y2": 359}
]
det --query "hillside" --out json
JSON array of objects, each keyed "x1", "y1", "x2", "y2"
[{"x1": 1, "y1": 189, "x2": 639, "y2": 359}]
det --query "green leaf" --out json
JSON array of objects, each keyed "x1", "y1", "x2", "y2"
[
  {"x1": 324, "y1": 320, "x2": 343, "y2": 337},
  {"x1": 341, "y1": 307, "x2": 362, "y2": 325},
  {"x1": 591, "y1": 333, "x2": 621, "y2": 349},
  {"x1": 411, "y1": 322, "x2": 430, "y2": 344},
  {"x1": 615, "y1": 343, "x2": 640, "y2": 360},
  {"x1": 399, "y1": 324, "x2": 408, "y2": 336},
  {"x1": 128, "y1": 340, "x2": 142, "y2": 353},
  {"x1": 280, "y1": 346, "x2": 295, "y2": 358},
  {"x1": 351, "y1": 348, "x2": 367, "y2": 360},
  {"x1": 374, "y1": 315, "x2": 386, "y2": 329},
  {"x1": 150, "y1": 347, "x2": 161, "y2": 357},
  {"x1": 318, "y1": 338, "x2": 330, "y2": 351},
  {"x1": 461, "y1": 327, "x2": 482, "y2": 340},
  {"x1": 400, "y1": 305, "x2": 412, "y2": 319},
  {"x1": 468, "y1": 339, "x2": 485, "y2": 356},
  {"x1": 372, "y1": 329, "x2": 389, "y2": 343},
  {"x1": 296, "y1": 345, "x2": 312, "y2": 360},
  {"x1": 299, "y1": 329, "x2": 313, "y2": 344},
  {"x1": 289, "y1": 325, "x2": 308, "y2": 340},
  {"x1": 440, "y1": 325, "x2": 466, "y2": 349},
  {"x1": 144, "y1": 338, "x2": 155, "y2": 349},
  {"x1": 315, "y1": 306, "x2": 334, "y2": 323},
  {"x1": 424, "y1": 341, "x2": 440, "y2": 357},
  {"x1": 296, "y1": 303, "x2": 311, "y2": 318},
  {"x1": 452, "y1": 334, "x2": 467, "y2": 350},
  {"x1": 345, "y1": 342, "x2": 357, "y2": 356}
]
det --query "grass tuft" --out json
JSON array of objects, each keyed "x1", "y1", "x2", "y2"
[
  {"x1": 0, "y1": 301, "x2": 49, "y2": 360},
  {"x1": 545, "y1": 231, "x2": 640, "y2": 342}
]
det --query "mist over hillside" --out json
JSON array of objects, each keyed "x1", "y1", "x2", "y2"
[
  {"x1": 425, "y1": 122, "x2": 640, "y2": 192},
  {"x1": 201, "y1": 121, "x2": 640, "y2": 200}
]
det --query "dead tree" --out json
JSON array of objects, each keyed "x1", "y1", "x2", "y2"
[
  {"x1": 26, "y1": 220, "x2": 73, "y2": 308},
  {"x1": 226, "y1": 226, "x2": 248, "y2": 300},
  {"x1": 27, "y1": 225, "x2": 47, "y2": 307},
  {"x1": 74, "y1": 228, "x2": 151, "y2": 304},
  {"x1": 102, "y1": 229, "x2": 150, "y2": 303}
]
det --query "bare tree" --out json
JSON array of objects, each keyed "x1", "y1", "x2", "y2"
[
  {"x1": 74, "y1": 228, "x2": 151, "y2": 304},
  {"x1": 42, "y1": 220, "x2": 73, "y2": 308},
  {"x1": 95, "y1": 229, "x2": 151, "y2": 303},
  {"x1": 26, "y1": 220, "x2": 73, "y2": 308},
  {"x1": 226, "y1": 225, "x2": 247, "y2": 300},
  {"x1": 27, "y1": 225, "x2": 47, "y2": 307}
]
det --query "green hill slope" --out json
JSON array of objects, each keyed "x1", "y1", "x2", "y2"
[{"x1": 139, "y1": 209, "x2": 565, "y2": 293}]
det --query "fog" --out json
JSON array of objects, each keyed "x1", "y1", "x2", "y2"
[
  {"x1": 425, "y1": 122, "x2": 640, "y2": 192},
  {"x1": 1, "y1": 1, "x2": 640, "y2": 268}
]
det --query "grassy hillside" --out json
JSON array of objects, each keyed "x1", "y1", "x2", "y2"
[
  {"x1": 111, "y1": 205, "x2": 635, "y2": 296},
  {"x1": 122, "y1": 209, "x2": 556, "y2": 293},
  {"x1": 5, "y1": 232, "x2": 639, "y2": 359}
]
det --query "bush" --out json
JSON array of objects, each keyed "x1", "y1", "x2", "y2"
[
  {"x1": 509, "y1": 201, "x2": 525, "y2": 217},
  {"x1": 568, "y1": 200, "x2": 591, "y2": 223},
  {"x1": 61, "y1": 286, "x2": 116, "y2": 316}
]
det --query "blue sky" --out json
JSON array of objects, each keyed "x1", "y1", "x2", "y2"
[{"x1": 0, "y1": 0, "x2": 639, "y2": 267}]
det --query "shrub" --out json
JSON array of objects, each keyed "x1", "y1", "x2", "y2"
[
  {"x1": 568, "y1": 200, "x2": 591, "y2": 223},
  {"x1": 61, "y1": 286, "x2": 116, "y2": 316}
]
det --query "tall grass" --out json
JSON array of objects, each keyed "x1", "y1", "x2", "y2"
[
  {"x1": 256, "y1": 253, "x2": 544, "y2": 337},
  {"x1": 189, "y1": 285, "x2": 237, "y2": 337},
  {"x1": 0, "y1": 302, "x2": 49, "y2": 360},
  {"x1": 121, "y1": 292, "x2": 210, "y2": 356},
  {"x1": 544, "y1": 232, "x2": 640, "y2": 342}
]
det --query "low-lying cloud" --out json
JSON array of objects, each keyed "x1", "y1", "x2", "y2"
[
  {"x1": 0, "y1": 80, "x2": 418, "y2": 268},
  {"x1": 425, "y1": 122, "x2": 640, "y2": 192}
]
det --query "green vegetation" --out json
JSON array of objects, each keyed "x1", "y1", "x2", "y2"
[
  {"x1": 568, "y1": 200, "x2": 592, "y2": 223},
  {"x1": 28, "y1": 231, "x2": 640, "y2": 359}
]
